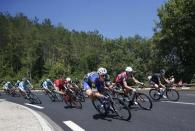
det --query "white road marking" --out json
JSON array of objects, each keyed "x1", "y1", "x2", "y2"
[
  {"x1": 25, "y1": 103, "x2": 44, "y2": 109},
  {"x1": 162, "y1": 101, "x2": 195, "y2": 106},
  {"x1": 63, "y1": 121, "x2": 85, "y2": 131}
]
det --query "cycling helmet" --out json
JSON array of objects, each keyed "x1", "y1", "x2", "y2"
[
  {"x1": 66, "y1": 77, "x2": 71, "y2": 82},
  {"x1": 148, "y1": 76, "x2": 152, "y2": 80},
  {"x1": 125, "y1": 67, "x2": 133, "y2": 72},
  {"x1": 17, "y1": 80, "x2": 20, "y2": 83},
  {"x1": 97, "y1": 67, "x2": 107, "y2": 75},
  {"x1": 22, "y1": 77, "x2": 27, "y2": 81},
  {"x1": 46, "y1": 79, "x2": 51, "y2": 82},
  {"x1": 160, "y1": 69, "x2": 165, "y2": 75}
]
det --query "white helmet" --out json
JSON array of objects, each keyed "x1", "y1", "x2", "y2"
[
  {"x1": 97, "y1": 67, "x2": 107, "y2": 75},
  {"x1": 46, "y1": 79, "x2": 51, "y2": 82},
  {"x1": 148, "y1": 76, "x2": 152, "y2": 80},
  {"x1": 66, "y1": 77, "x2": 71, "y2": 82},
  {"x1": 125, "y1": 67, "x2": 133, "y2": 72}
]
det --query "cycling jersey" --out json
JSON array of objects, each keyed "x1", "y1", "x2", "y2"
[
  {"x1": 18, "y1": 80, "x2": 32, "y2": 92},
  {"x1": 115, "y1": 71, "x2": 133, "y2": 85},
  {"x1": 3, "y1": 82, "x2": 13, "y2": 90},
  {"x1": 82, "y1": 71, "x2": 104, "y2": 92},
  {"x1": 150, "y1": 73, "x2": 161, "y2": 85},
  {"x1": 15, "y1": 82, "x2": 20, "y2": 88},
  {"x1": 42, "y1": 80, "x2": 53, "y2": 90},
  {"x1": 54, "y1": 79, "x2": 65, "y2": 90}
]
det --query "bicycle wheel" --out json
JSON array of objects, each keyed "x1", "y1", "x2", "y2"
[
  {"x1": 54, "y1": 92, "x2": 64, "y2": 102},
  {"x1": 47, "y1": 92, "x2": 56, "y2": 102},
  {"x1": 166, "y1": 89, "x2": 179, "y2": 101},
  {"x1": 112, "y1": 98, "x2": 131, "y2": 121},
  {"x1": 75, "y1": 90, "x2": 85, "y2": 102},
  {"x1": 136, "y1": 93, "x2": 153, "y2": 110},
  {"x1": 29, "y1": 93, "x2": 42, "y2": 104},
  {"x1": 11, "y1": 91, "x2": 20, "y2": 97},
  {"x1": 70, "y1": 94, "x2": 82, "y2": 109},
  {"x1": 63, "y1": 94, "x2": 72, "y2": 107},
  {"x1": 3, "y1": 89, "x2": 10, "y2": 95},
  {"x1": 92, "y1": 98, "x2": 107, "y2": 115},
  {"x1": 149, "y1": 89, "x2": 161, "y2": 100}
]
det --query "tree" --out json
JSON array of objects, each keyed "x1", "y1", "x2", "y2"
[{"x1": 154, "y1": 0, "x2": 195, "y2": 82}]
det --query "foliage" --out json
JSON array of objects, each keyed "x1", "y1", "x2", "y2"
[
  {"x1": 1, "y1": 1, "x2": 195, "y2": 86},
  {"x1": 154, "y1": 0, "x2": 195, "y2": 82}
]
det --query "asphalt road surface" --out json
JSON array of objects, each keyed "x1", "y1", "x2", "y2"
[{"x1": 1, "y1": 91, "x2": 195, "y2": 131}]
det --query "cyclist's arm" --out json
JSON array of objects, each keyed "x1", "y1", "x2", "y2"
[
  {"x1": 163, "y1": 77, "x2": 171, "y2": 84},
  {"x1": 27, "y1": 80, "x2": 33, "y2": 89},
  {"x1": 159, "y1": 82, "x2": 165, "y2": 88},
  {"x1": 123, "y1": 80, "x2": 132, "y2": 89},
  {"x1": 132, "y1": 77, "x2": 143, "y2": 85}
]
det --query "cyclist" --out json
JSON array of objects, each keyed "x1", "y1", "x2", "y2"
[
  {"x1": 41, "y1": 79, "x2": 54, "y2": 93},
  {"x1": 113, "y1": 66, "x2": 144, "y2": 95},
  {"x1": 64, "y1": 77, "x2": 72, "y2": 85},
  {"x1": 149, "y1": 69, "x2": 170, "y2": 98},
  {"x1": 54, "y1": 76, "x2": 66, "y2": 94},
  {"x1": 15, "y1": 80, "x2": 20, "y2": 88},
  {"x1": 82, "y1": 67, "x2": 108, "y2": 100},
  {"x1": 18, "y1": 78, "x2": 33, "y2": 98},
  {"x1": 3, "y1": 81, "x2": 15, "y2": 94},
  {"x1": 149, "y1": 69, "x2": 169, "y2": 89},
  {"x1": 64, "y1": 77, "x2": 72, "y2": 89}
]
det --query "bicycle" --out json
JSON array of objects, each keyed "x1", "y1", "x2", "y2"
[
  {"x1": 62, "y1": 85, "x2": 82, "y2": 109},
  {"x1": 92, "y1": 89, "x2": 131, "y2": 121},
  {"x1": 149, "y1": 85, "x2": 180, "y2": 101},
  {"x1": 71, "y1": 81, "x2": 85, "y2": 102},
  {"x1": 112, "y1": 84, "x2": 153, "y2": 110},
  {"x1": 3, "y1": 88, "x2": 20, "y2": 97},
  {"x1": 22, "y1": 89, "x2": 42, "y2": 104},
  {"x1": 42, "y1": 88, "x2": 63, "y2": 102}
]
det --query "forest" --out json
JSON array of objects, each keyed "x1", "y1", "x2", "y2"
[{"x1": 0, "y1": 0, "x2": 195, "y2": 85}]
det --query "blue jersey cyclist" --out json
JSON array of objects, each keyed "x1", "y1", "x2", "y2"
[
  {"x1": 15, "y1": 80, "x2": 20, "y2": 88},
  {"x1": 18, "y1": 78, "x2": 33, "y2": 97},
  {"x1": 41, "y1": 79, "x2": 54, "y2": 93},
  {"x1": 82, "y1": 67, "x2": 108, "y2": 99},
  {"x1": 3, "y1": 81, "x2": 14, "y2": 91}
]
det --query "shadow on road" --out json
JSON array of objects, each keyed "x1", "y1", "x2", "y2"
[{"x1": 92, "y1": 113, "x2": 130, "y2": 122}]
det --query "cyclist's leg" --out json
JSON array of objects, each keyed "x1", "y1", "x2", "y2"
[
  {"x1": 54, "y1": 86, "x2": 64, "y2": 95},
  {"x1": 123, "y1": 85, "x2": 133, "y2": 96},
  {"x1": 19, "y1": 87, "x2": 28, "y2": 98},
  {"x1": 82, "y1": 81, "x2": 102, "y2": 100},
  {"x1": 86, "y1": 88, "x2": 94, "y2": 99},
  {"x1": 150, "y1": 81, "x2": 160, "y2": 90},
  {"x1": 10, "y1": 87, "x2": 16, "y2": 95},
  {"x1": 45, "y1": 87, "x2": 52, "y2": 93}
]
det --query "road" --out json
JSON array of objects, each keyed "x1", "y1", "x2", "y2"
[{"x1": 0, "y1": 91, "x2": 195, "y2": 131}]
